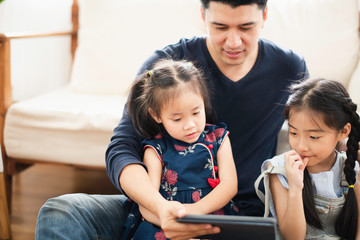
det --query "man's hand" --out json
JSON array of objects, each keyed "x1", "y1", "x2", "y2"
[{"x1": 159, "y1": 201, "x2": 220, "y2": 240}]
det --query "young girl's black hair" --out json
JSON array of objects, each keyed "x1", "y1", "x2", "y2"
[
  {"x1": 127, "y1": 59, "x2": 212, "y2": 138},
  {"x1": 284, "y1": 78, "x2": 360, "y2": 239}
]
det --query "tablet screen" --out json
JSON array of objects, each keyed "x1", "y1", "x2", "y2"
[{"x1": 177, "y1": 214, "x2": 279, "y2": 240}]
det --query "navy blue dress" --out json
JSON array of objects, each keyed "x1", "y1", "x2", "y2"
[{"x1": 122, "y1": 123, "x2": 239, "y2": 240}]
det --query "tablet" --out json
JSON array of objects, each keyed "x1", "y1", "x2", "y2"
[{"x1": 177, "y1": 214, "x2": 279, "y2": 240}]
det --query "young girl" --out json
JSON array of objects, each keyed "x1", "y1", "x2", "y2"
[
  {"x1": 255, "y1": 78, "x2": 360, "y2": 239},
  {"x1": 122, "y1": 59, "x2": 239, "y2": 240}
]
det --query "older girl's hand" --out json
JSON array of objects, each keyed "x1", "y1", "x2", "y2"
[{"x1": 284, "y1": 150, "x2": 308, "y2": 191}]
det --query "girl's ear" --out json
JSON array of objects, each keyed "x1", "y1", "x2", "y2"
[
  {"x1": 149, "y1": 108, "x2": 162, "y2": 123},
  {"x1": 338, "y1": 123, "x2": 351, "y2": 141}
]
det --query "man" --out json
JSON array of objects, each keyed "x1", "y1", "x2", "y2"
[{"x1": 36, "y1": 0, "x2": 308, "y2": 239}]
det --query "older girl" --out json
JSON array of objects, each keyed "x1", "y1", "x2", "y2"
[{"x1": 256, "y1": 78, "x2": 360, "y2": 239}]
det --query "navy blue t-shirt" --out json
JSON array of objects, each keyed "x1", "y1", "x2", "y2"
[{"x1": 106, "y1": 36, "x2": 308, "y2": 216}]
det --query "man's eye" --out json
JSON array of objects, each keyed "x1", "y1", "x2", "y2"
[
  {"x1": 310, "y1": 136, "x2": 319, "y2": 140},
  {"x1": 240, "y1": 26, "x2": 254, "y2": 31}
]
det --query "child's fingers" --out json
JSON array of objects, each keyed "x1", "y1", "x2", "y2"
[
  {"x1": 296, "y1": 158, "x2": 308, "y2": 171},
  {"x1": 295, "y1": 155, "x2": 309, "y2": 170},
  {"x1": 285, "y1": 151, "x2": 307, "y2": 172},
  {"x1": 285, "y1": 152, "x2": 301, "y2": 166}
]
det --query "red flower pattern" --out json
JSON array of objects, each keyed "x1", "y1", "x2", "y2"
[
  {"x1": 165, "y1": 169, "x2": 178, "y2": 185},
  {"x1": 192, "y1": 191, "x2": 201, "y2": 202},
  {"x1": 204, "y1": 132, "x2": 216, "y2": 142},
  {"x1": 233, "y1": 205, "x2": 239, "y2": 212},
  {"x1": 174, "y1": 144, "x2": 188, "y2": 152},
  {"x1": 155, "y1": 133, "x2": 163, "y2": 139},
  {"x1": 154, "y1": 231, "x2": 166, "y2": 240},
  {"x1": 213, "y1": 209, "x2": 225, "y2": 215},
  {"x1": 215, "y1": 128, "x2": 225, "y2": 139}
]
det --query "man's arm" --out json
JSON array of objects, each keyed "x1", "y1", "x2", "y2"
[{"x1": 105, "y1": 105, "x2": 145, "y2": 192}]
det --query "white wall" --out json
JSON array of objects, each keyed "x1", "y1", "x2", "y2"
[{"x1": 0, "y1": 0, "x2": 73, "y2": 101}]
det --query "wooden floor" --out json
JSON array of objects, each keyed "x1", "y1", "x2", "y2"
[{"x1": 9, "y1": 164, "x2": 119, "y2": 240}]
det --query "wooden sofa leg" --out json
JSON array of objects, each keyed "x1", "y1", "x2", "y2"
[
  {"x1": 0, "y1": 172, "x2": 11, "y2": 240},
  {"x1": 4, "y1": 172, "x2": 11, "y2": 214}
]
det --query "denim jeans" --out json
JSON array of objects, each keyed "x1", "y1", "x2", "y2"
[{"x1": 35, "y1": 193, "x2": 128, "y2": 240}]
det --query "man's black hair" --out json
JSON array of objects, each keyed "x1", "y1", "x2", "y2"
[{"x1": 200, "y1": 0, "x2": 267, "y2": 10}]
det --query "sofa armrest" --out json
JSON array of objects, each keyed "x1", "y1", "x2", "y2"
[
  {"x1": 0, "y1": 31, "x2": 75, "y2": 157},
  {"x1": 0, "y1": 31, "x2": 75, "y2": 107}
]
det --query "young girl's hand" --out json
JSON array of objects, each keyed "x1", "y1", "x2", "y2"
[
  {"x1": 159, "y1": 201, "x2": 219, "y2": 240},
  {"x1": 284, "y1": 150, "x2": 309, "y2": 191}
]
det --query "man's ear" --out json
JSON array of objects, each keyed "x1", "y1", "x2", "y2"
[
  {"x1": 149, "y1": 108, "x2": 161, "y2": 123},
  {"x1": 261, "y1": 7, "x2": 268, "y2": 28},
  {"x1": 263, "y1": 7, "x2": 268, "y2": 21},
  {"x1": 201, "y1": 6, "x2": 205, "y2": 22},
  {"x1": 338, "y1": 123, "x2": 351, "y2": 141}
]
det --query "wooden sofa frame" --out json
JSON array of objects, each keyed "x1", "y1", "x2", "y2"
[{"x1": 0, "y1": 0, "x2": 79, "y2": 238}]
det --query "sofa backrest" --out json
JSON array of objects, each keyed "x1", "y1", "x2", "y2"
[
  {"x1": 70, "y1": 0, "x2": 205, "y2": 95},
  {"x1": 262, "y1": 0, "x2": 359, "y2": 88}
]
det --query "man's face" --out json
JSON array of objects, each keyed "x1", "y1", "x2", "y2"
[{"x1": 202, "y1": 2, "x2": 267, "y2": 70}]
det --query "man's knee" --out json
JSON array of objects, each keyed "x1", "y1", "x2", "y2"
[{"x1": 37, "y1": 193, "x2": 88, "y2": 223}]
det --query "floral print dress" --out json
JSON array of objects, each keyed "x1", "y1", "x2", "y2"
[{"x1": 122, "y1": 123, "x2": 239, "y2": 240}]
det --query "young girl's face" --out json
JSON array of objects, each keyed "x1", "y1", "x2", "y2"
[
  {"x1": 288, "y1": 109, "x2": 350, "y2": 173},
  {"x1": 152, "y1": 89, "x2": 206, "y2": 144}
]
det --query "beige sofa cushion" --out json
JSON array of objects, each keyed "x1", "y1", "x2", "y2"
[
  {"x1": 69, "y1": 0, "x2": 205, "y2": 95},
  {"x1": 262, "y1": 0, "x2": 359, "y2": 88},
  {"x1": 4, "y1": 88, "x2": 126, "y2": 167},
  {"x1": 349, "y1": 61, "x2": 360, "y2": 106}
]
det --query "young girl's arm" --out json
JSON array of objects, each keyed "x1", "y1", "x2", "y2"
[
  {"x1": 138, "y1": 147, "x2": 164, "y2": 225},
  {"x1": 269, "y1": 150, "x2": 307, "y2": 240},
  {"x1": 184, "y1": 136, "x2": 238, "y2": 214},
  {"x1": 138, "y1": 147, "x2": 221, "y2": 237}
]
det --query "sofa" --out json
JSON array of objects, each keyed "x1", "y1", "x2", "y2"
[{"x1": 1, "y1": 0, "x2": 360, "y2": 200}]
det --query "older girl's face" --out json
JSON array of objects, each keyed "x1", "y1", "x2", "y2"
[
  {"x1": 288, "y1": 109, "x2": 350, "y2": 173},
  {"x1": 151, "y1": 90, "x2": 206, "y2": 144}
]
